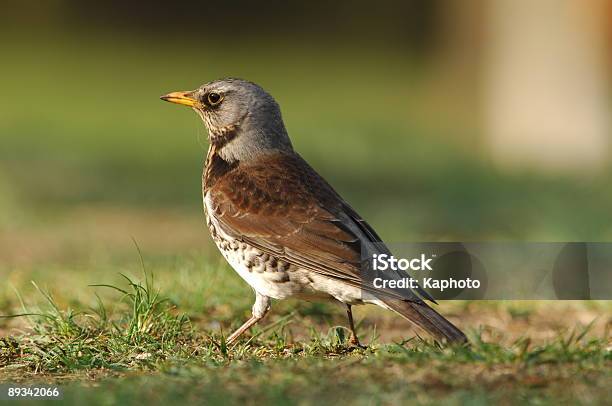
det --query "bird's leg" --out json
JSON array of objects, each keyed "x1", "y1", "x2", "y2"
[
  {"x1": 345, "y1": 304, "x2": 363, "y2": 347},
  {"x1": 226, "y1": 292, "x2": 270, "y2": 345}
]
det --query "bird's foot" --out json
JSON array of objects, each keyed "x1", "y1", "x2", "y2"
[{"x1": 349, "y1": 334, "x2": 367, "y2": 350}]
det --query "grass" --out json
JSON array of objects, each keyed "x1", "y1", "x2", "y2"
[
  {"x1": 0, "y1": 252, "x2": 610, "y2": 404},
  {"x1": 1, "y1": 276, "x2": 191, "y2": 373}
]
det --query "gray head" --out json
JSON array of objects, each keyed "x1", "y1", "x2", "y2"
[{"x1": 161, "y1": 78, "x2": 293, "y2": 163}]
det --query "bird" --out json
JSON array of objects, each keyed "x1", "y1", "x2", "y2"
[{"x1": 160, "y1": 78, "x2": 467, "y2": 346}]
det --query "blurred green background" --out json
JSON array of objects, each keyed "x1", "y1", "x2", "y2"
[{"x1": 1, "y1": 0, "x2": 611, "y2": 271}]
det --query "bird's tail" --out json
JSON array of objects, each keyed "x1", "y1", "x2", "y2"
[{"x1": 382, "y1": 298, "x2": 467, "y2": 344}]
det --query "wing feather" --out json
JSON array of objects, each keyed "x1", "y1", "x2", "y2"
[{"x1": 208, "y1": 152, "x2": 430, "y2": 302}]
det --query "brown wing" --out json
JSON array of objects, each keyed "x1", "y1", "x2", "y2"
[{"x1": 207, "y1": 151, "x2": 427, "y2": 302}]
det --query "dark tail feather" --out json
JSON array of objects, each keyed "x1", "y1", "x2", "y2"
[{"x1": 383, "y1": 299, "x2": 467, "y2": 344}]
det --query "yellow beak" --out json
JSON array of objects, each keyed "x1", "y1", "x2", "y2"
[{"x1": 160, "y1": 91, "x2": 199, "y2": 107}]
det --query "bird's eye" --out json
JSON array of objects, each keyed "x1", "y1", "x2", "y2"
[{"x1": 207, "y1": 92, "x2": 222, "y2": 106}]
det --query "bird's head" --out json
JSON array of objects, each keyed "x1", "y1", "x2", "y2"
[{"x1": 161, "y1": 78, "x2": 292, "y2": 162}]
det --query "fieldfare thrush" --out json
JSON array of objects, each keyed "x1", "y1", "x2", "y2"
[{"x1": 161, "y1": 79, "x2": 467, "y2": 345}]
